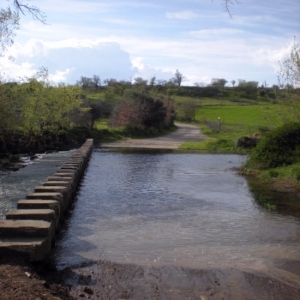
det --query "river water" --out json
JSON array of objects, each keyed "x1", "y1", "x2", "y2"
[
  {"x1": 45, "y1": 148, "x2": 300, "y2": 274},
  {"x1": 0, "y1": 151, "x2": 73, "y2": 219}
]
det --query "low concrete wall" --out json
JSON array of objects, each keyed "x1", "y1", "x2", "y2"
[{"x1": 0, "y1": 139, "x2": 93, "y2": 261}]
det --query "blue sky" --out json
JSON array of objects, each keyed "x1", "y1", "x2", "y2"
[{"x1": 1, "y1": 0, "x2": 300, "y2": 86}]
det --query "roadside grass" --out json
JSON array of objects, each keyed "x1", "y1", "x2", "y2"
[{"x1": 256, "y1": 163, "x2": 300, "y2": 183}]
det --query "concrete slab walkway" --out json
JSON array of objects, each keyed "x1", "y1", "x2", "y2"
[{"x1": 100, "y1": 123, "x2": 207, "y2": 149}]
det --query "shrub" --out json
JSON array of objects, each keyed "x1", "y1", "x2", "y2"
[
  {"x1": 110, "y1": 92, "x2": 175, "y2": 131},
  {"x1": 249, "y1": 122, "x2": 300, "y2": 169}
]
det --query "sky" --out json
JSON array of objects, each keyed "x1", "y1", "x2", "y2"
[{"x1": 1, "y1": 0, "x2": 300, "y2": 86}]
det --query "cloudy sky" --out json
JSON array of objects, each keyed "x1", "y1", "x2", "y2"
[{"x1": 1, "y1": 0, "x2": 300, "y2": 86}]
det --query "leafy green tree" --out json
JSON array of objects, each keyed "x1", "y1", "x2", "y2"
[
  {"x1": 0, "y1": 68, "x2": 87, "y2": 136},
  {"x1": 238, "y1": 81, "x2": 258, "y2": 99}
]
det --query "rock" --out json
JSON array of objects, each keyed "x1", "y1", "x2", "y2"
[
  {"x1": 235, "y1": 136, "x2": 259, "y2": 149},
  {"x1": 84, "y1": 286, "x2": 94, "y2": 295}
]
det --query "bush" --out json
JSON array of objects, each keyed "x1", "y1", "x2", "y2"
[
  {"x1": 249, "y1": 122, "x2": 300, "y2": 169},
  {"x1": 110, "y1": 92, "x2": 174, "y2": 130}
]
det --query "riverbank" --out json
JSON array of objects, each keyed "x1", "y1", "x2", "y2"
[
  {"x1": 1, "y1": 256, "x2": 299, "y2": 300},
  {"x1": 0, "y1": 256, "x2": 72, "y2": 300}
]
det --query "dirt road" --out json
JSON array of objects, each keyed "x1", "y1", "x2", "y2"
[{"x1": 101, "y1": 123, "x2": 207, "y2": 149}]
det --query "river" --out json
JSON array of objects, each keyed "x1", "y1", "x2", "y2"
[
  {"x1": 51, "y1": 149, "x2": 300, "y2": 271},
  {"x1": 1, "y1": 148, "x2": 300, "y2": 299}
]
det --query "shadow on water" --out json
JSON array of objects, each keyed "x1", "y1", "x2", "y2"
[{"x1": 246, "y1": 177, "x2": 300, "y2": 219}]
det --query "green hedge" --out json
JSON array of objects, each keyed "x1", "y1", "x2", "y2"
[{"x1": 249, "y1": 122, "x2": 300, "y2": 169}]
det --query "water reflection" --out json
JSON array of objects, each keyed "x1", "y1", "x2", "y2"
[{"x1": 54, "y1": 149, "x2": 300, "y2": 272}]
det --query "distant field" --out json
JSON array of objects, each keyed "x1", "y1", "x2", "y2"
[
  {"x1": 85, "y1": 89, "x2": 292, "y2": 152},
  {"x1": 179, "y1": 101, "x2": 288, "y2": 151}
]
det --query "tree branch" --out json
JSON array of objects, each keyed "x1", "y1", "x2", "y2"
[
  {"x1": 222, "y1": 0, "x2": 239, "y2": 18},
  {"x1": 13, "y1": 0, "x2": 46, "y2": 24}
]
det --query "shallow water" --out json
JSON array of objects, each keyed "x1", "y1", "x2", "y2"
[
  {"x1": 0, "y1": 151, "x2": 73, "y2": 219},
  {"x1": 53, "y1": 149, "x2": 300, "y2": 273}
]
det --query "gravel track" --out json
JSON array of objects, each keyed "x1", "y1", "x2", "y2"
[{"x1": 101, "y1": 123, "x2": 207, "y2": 149}]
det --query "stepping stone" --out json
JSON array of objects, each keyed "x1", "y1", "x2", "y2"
[
  {"x1": 43, "y1": 181, "x2": 70, "y2": 187},
  {"x1": 6, "y1": 209, "x2": 57, "y2": 228},
  {"x1": 17, "y1": 200, "x2": 60, "y2": 221},
  {"x1": 0, "y1": 219, "x2": 52, "y2": 238},
  {"x1": 0, "y1": 237, "x2": 52, "y2": 261},
  {"x1": 47, "y1": 176, "x2": 73, "y2": 182}
]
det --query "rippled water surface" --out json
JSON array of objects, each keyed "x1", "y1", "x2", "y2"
[
  {"x1": 0, "y1": 151, "x2": 73, "y2": 219},
  {"x1": 54, "y1": 149, "x2": 300, "y2": 271}
]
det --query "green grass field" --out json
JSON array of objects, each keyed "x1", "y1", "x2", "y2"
[{"x1": 179, "y1": 101, "x2": 288, "y2": 152}]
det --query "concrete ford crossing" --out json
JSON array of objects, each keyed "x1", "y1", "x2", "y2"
[{"x1": 0, "y1": 139, "x2": 93, "y2": 261}]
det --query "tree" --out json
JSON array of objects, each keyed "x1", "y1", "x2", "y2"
[
  {"x1": 0, "y1": 8, "x2": 19, "y2": 56},
  {"x1": 278, "y1": 37, "x2": 300, "y2": 89},
  {"x1": 150, "y1": 76, "x2": 156, "y2": 87},
  {"x1": 0, "y1": 1, "x2": 45, "y2": 56},
  {"x1": 110, "y1": 92, "x2": 173, "y2": 130},
  {"x1": 181, "y1": 99, "x2": 198, "y2": 121},
  {"x1": 92, "y1": 75, "x2": 101, "y2": 89},
  {"x1": 238, "y1": 81, "x2": 258, "y2": 99},
  {"x1": 172, "y1": 69, "x2": 183, "y2": 87},
  {"x1": 134, "y1": 77, "x2": 147, "y2": 86},
  {"x1": 231, "y1": 80, "x2": 236, "y2": 87},
  {"x1": 77, "y1": 76, "x2": 93, "y2": 88},
  {"x1": 211, "y1": 78, "x2": 227, "y2": 89},
  {"x1": 103, "y1": 78, "x2": 118, "y2": 86},
  {"x1": 0, "y1": 68, "x2": 87, "y2": 136},
  {"x1": 277, "y1": 37, "x2": 300, "y2": 122}
]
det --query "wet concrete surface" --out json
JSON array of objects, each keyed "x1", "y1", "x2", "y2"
[{"x1": 61, "y1": 260, "x2": 300, "y2": 300}]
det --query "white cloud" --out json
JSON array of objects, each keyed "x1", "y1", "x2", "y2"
[
  {"x1": 49, "y1": 68, "x2": 71, "y2": 83},
  {"x1": 166, "y1": 10, "x2": 200, "y2": 20},
  {"x1": 250, "y1": 42, "x2": 292, "y2": 69},
  {"x1": 189, "y1": 28, "x2": 245, "y2": 37},
  {"x1": 131, "y1": 57, "x2": 174, "y2": 81},
  {"x1": 1, "y1": 39, "x2": 139, "y2": 83},
  {"x1": 0, "y1": 57, "x2": 36, "y2": 81},
  {"x1": 131, "y1": 57, "x2": 145, "y2": 71}
]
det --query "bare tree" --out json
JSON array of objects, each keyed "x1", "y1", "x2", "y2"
[
  {"x1": 93, "y1": 74, "x2": 101, "y2": 89},
  {"x1": 172, "y1": 69, "x2": 183, "y2": 87},
  {"x1": 278, "y1": 37, "x2": 300, "y2": 89},
  {"x1": 13, "y1": 0, "x2": 46, "y2": 23}
]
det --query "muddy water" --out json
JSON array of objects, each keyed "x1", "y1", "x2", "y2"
[{"x1": 54, "y1": 149, "x2": 300, "y2": 277}]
